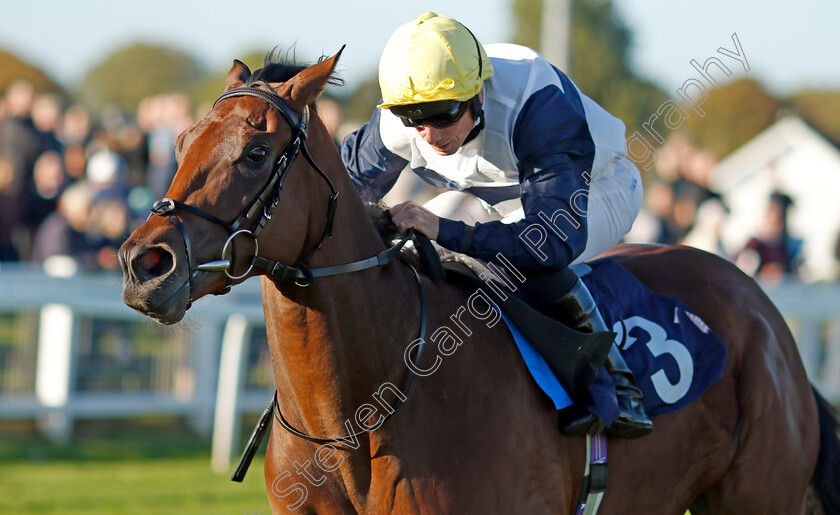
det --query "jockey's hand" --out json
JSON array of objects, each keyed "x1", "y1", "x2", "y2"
[{"x1": 389, "y1": 201, "x2": 439, "y2": 240}]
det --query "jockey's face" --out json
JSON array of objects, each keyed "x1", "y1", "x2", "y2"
[{"x1": 413, "y1": 104, "x2": 475, "y2": 156}]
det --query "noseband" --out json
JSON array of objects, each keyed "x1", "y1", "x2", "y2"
[
  {"x1": 149, "y1": 84, "x2": 429, "y2": 301},
  {"x1": 149, "y1": 82, "x2": 436, "y2": 482},
  {"x1": 149, "y1": 83, "x2": 339, "y2": 297}
]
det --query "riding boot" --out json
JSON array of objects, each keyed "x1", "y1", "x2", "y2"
[
  {"x1": 601, "y1": 342, "x2": 654, "y2": 438},
  {"x1": 528, "y1": 269, "x2": 653, "y2": 438}
]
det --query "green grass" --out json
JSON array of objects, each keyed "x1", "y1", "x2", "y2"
[{"x1": 0, "y1": 419, "x2": 271, "y2": 514}]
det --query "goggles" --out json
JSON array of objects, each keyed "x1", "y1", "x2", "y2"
[{"x1": 392, "y1": 99, "x2": 471, "y2": 128}]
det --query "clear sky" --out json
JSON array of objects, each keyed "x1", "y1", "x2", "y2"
[{"x1": 1, "y1": 0, "x2": 837, "y2": 97}]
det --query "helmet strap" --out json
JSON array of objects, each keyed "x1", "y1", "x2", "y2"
[
  {"x1": 461, "y1": 20, "x2": 485, "y2": 145},
  {"x1": 463, "y1": 94, "x2": 485, "y2": 145}
]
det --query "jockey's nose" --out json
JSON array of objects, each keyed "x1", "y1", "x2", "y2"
[{"x1": 418, "y1": 125, "x2": 445, "y2": 147}]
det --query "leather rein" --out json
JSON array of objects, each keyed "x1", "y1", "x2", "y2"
[
  {"x1": 149, "y1": 84, "x2": 428, "y2": 291},
  {"x1": 145, "y1": 84, "x2": 429, "y2": 478}
]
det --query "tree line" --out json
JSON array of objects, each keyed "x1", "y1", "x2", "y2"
[{"x1": 2, "y1": 0, "x2": 839, "y2": 158}]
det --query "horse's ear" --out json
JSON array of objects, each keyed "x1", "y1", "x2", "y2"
[
  {"x1": 224, "y1": 60, "x2": 252, "y2": 91},
  {"x1": 278, "y1": 46, "x2": 344, "y2": 110}
]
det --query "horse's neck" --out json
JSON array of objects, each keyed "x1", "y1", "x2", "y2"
[{"x1": 262, "y1": 159, "x2": 418, "y2": 441}]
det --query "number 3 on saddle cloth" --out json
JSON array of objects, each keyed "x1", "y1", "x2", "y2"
[
  {"x1": 570, "y1": 258, "x2": 727, "y2": 418},
  {"x1": 449, "y1": 257, "x2": 728, "y2": 420}
]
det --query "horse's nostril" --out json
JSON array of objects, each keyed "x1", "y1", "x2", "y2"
[{"x1": 138, "y1": 247, "x2": 175, "y2": 281}]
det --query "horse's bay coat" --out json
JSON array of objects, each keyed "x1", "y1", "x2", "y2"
[{"x1": 118, "y1": 51, "x2": 840, "y2": 515}]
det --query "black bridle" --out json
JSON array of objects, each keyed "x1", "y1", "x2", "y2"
[
  {"x1": 147, "y1": 83, "x2": 431, "y2": 481},
  {"x1": 149, "y1": 83, "x2": 339, "y2": 296},
  {"x1": 150, "y1": 83, "x2": 427, "y2": 296}
]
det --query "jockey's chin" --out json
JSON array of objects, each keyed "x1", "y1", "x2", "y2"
[{"x1": 431, "y1": 141, "x2": 461, "y2": 155}]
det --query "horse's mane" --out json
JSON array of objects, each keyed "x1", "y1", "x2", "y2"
[
  {"x1": 362, "y1": 195, "x2": 423, "y2": 270},
  {"x1": 246, "y1": 50, "x2": 416, "y2": 267},
  {"x1": 362, "y1": 195, "x2": 401, "y2": 245},
  {"x1": 248, "y1": 47, "x2": 344, "y2": 89}
]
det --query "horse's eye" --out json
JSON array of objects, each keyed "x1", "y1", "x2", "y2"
[{"x1": 247, "y1": 147, "x2": 267, "y2": 163}]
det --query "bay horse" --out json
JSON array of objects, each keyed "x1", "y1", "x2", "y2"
[{"x1": 118, "y1": 49, "x2": 840, "y2": 514}]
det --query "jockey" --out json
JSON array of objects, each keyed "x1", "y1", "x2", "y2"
[{"x1": 341, "y1": 12, "x2": 651, "y2": 438}]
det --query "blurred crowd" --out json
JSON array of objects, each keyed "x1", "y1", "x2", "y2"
[
  {"x1": 0, "y1": 80, "x2": 192, "y2": 271},
  {"x1": 0, "y1": 79, "x2": 811, "y2": 283},
  {"x1": 627, "y1": 134, "x2": 805, "y2": 284}
]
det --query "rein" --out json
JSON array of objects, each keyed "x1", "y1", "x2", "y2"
[
  {"x1": 148, "y1": 83, "x2": 399, "y2": 297},
  {"x1": 230, "y1": 264, "x2": 427, "y2": 483},
  {"x1": 147, "y1": 83, "x2": 435, "y2": 480},
  {"x1": 271, "y1": 263, "x2": 427, "y2": 445}
]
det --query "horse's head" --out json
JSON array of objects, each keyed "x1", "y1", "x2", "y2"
[{"x1": 119, "y1": 49, "x2": 344, "y2": 324}]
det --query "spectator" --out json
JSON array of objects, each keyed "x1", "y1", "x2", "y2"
[
  {"x1": 31, "y1": 181, "x2": 101, "y2": 268},
  {"x1": 625, "y1": 181, "x2": 681, "y2": 245},
  {"x1": 315, "y1": 95, "x2": 344, "y2": 146},
  {"x1": 672, "y1": 195, "x2": 699, "y2": 241},
  {"x1": 0, "y1": 156, "x2": 17, "y2": 260},
  {"x1": 677, "y1": 147, "x2": 717, "y2": 207},
  {"x1": 86, "y1": 148, "x2": 130, "y2": 201},
  {"x1": 653, "y1": 134, "x2": 692, "y2": 185},
  {"x1": 735, "y1": 192, "x2": 803, "y2": 283},
  {"x1": 60, "y1": 104, "x2": 92, "y2": 147},
  {"x1": 30, "y1": 150, "x2": 67, "y2": 226},
  {"x1": 60, "y1": 104, "x2": 93, "y2": 181},
  {"x1": 31, "y1": 93, "x2": 63, "y2": 154},
  {"x1": 88, "y1": 195, "x2": 131, "y2": 270},
  {"x1": 681, "y1": 196, "x2": 729, "y2": 258},
  {"x1": 0, "y1": 80, "x2": 42, "y2": 260},
  {"x1": 25, "y1": 94, "x2": 64, "y2": 232},
  {"x1": 142, "y1": 93, "x2": 192, "y2": 199}
]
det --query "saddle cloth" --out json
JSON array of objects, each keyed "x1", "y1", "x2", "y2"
[
  {"x1": 572, "y1": 258, "x2": 727, "y2": 417},
  {"x1": 443, "y1": 255, "x2": 727, "y2": 418}
]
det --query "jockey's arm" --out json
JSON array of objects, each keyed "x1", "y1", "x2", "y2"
[
  {"x1": 341, "y1": 87, "x2": 598, "y2": 272},
  {"x1": 341, "y1": 108, "x2": 408, "y2": 199},
  {"x1": 435, "y1": 86, "x2": 597, "y2": 272},
  {"x1": 434, "y1": 174, "x2": 589, "y2": 272}
]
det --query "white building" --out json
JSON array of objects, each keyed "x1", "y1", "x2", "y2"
[{"x1": 710, "y1": 115, "x2": 840, "y2": 282}]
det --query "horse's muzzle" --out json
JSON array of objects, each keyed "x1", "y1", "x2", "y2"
[{"x1": 119, "y1": 239, "x2": 189, "y2": 324}]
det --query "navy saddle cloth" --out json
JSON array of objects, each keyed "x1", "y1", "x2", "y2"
[
  {"x1": 573, "y1": 258, "x2": 727, "y2": 417},
  {"x1": 443, "y1": 257, "x2": 727, "y2": 418}
]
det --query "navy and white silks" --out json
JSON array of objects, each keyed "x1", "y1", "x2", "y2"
[{"x1": 341, "y1": 43, "x2": 643, "y2": 272}]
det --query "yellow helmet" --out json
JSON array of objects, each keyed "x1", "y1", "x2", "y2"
[{"x1": 377, "y1": 12, "x2": 494, "y2": 109}]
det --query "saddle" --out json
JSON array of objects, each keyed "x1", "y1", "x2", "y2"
[
  {"x1": 422, "y1": 242, "x2": 614, "y2": 405},
  {"x1": 423, "y1": 244, "x2": 726, "y2": 422}
]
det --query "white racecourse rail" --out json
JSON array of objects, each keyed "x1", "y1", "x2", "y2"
[{"x1": 0, "y1": 263, "x2": 838, "y2": 473}]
